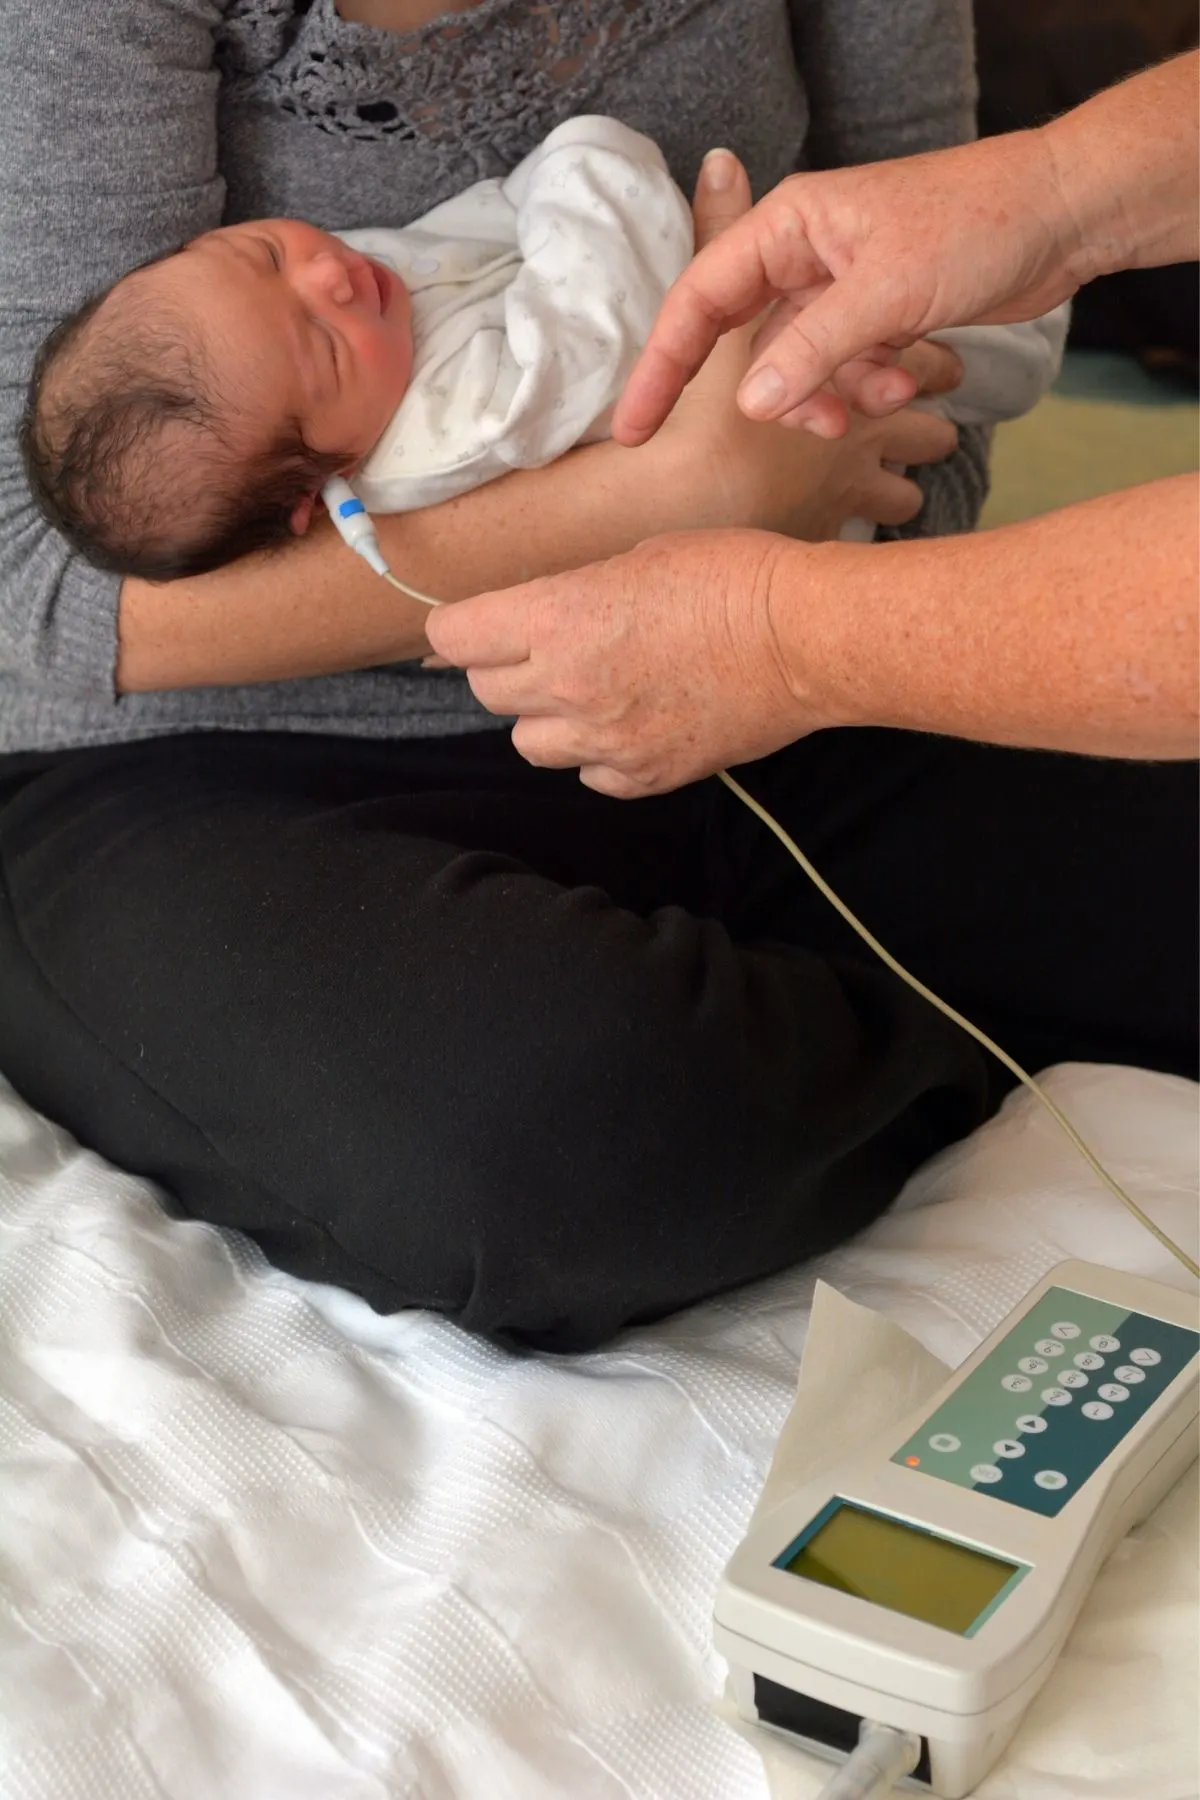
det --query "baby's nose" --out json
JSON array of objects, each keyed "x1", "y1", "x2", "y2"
[{"x1": 301, "y1": 251, "x2": 356, "y2": 306}]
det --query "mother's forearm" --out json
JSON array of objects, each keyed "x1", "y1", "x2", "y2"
[{"x1": 116, "y1": 438, "x2": 687, "y2": 693}]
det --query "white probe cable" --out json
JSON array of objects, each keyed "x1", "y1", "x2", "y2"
[
  {"x1": 323, "y1": 478, "x2": 443, "y2": 607},
  {"x1": 718, "y1": 768, "x2": 1199, "y2": 1281},
  {"x1": 815, "y1": 1724, "x2": 923, "y2": 1800},
  {"x1": 323, "y1": 484, "x2": 1199, "y2": 1286}
]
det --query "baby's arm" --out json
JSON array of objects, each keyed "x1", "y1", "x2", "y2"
[{"x1": 495, "y1": 117, "x2": 694, "y2": 467}]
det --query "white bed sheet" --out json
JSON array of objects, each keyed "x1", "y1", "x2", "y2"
[{"x1": 0, "y1": 1062, "x2": 1196, "y2": 1800}]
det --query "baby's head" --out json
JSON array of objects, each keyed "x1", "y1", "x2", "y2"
[{"x1": 21, "y1": 220, "x2": 413, "y2": 580}]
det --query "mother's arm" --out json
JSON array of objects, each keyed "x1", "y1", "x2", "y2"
[
  {"x1": 115, "y1": 440, "x2": 706, "y2": 692},
  {"x1": 0, "y1": 3, "x2": 952, "y2": 699},
  {"x1": 0, "y1": 1, "x2": 905, "y2": 698},
  {"x1": 0, "y1": 2, "x2": 701, "y2": 696},
  {"x1": 0, "y1": 1, "x2": 224, "y2": 699}
]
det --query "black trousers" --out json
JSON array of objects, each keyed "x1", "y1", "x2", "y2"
[{"x1": 0, "y1": 727, "x2": 1194, "y2": 1349}]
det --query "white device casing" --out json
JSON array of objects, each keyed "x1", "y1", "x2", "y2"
[{"x1": 715, "y1": 1261, "x2": 1199, "y2": 1798}]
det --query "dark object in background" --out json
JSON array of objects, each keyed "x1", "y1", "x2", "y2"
[{"x1": 974, "y1": 0, "x2": 1198, "y2": 388}]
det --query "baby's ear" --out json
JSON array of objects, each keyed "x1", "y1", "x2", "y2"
[{"x1": 289, "y1": 491, "x2": 318, "y2": 537}]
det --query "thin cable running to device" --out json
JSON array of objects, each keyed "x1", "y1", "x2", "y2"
[
  {"x1": 718, "y1": 767, "x2": 1198, "y2": 1280},
  {"x1": 338, "y1": 517, "x2": 1198, "y2": 1282}
]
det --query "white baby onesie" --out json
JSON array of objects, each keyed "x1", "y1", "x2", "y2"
[
  {"x1": 341, "y1": 114, "x2": 1069, "y2": 525},
  {"x1": 342, "y1": 116, "x2": 692, "y2": 514}
]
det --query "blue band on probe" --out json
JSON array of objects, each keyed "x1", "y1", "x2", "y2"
[{"x1": 335, "y1": 497, "x2": 366, "y2": 520}]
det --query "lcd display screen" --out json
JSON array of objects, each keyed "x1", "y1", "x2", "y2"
[{"x1": 776, "y1": 1501, "x2": 1021, "y2": 1635}]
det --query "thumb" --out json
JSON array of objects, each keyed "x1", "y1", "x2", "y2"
[
  {"x1": 611, "y1": 150, "x2": 753, "y2": 447},
  {"x1": 690, "y1": 148, "x2": 752, "y2": 249},
  {"x1": 737, "y1": 270, "x2": 914, "y2": 422}
]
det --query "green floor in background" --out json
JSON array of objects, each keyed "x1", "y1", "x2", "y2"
[{"x1": 980, "y1": 350, "x2": 1198, "y2": 529}]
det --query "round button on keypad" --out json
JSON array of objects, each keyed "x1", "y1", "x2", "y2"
[
  {"x1": 1002, "y1": 1373, "x2": 1032, "y2": 1393},
  {"x1": 1019, "y1": 1356, "x2": 1049, "y2": 1375},
  {"x1": 1058, "y1": 1369, "x2": 1089, "y2": 1390},
  {"x1": 1114, "y1": 1365, "x2": 1146, "y2": 1385},
  {"x1": 1073, "y1": 1351, "x2": 1105, "y2": 1371},
  {"x1": 993, "y1": 1439, "x2": 1025, "y2": 1459},
  {"x1": 1098, "y1": 1383, "x2": 1129, "y2": 1403},
  {"x1": 1016, "y1": 1414, "x2": 1047, "y2": 1434},
  {"x1": 1035, "y1": 1339, "x2": 1065, "y2": 1357},
  {"x1": 1082, "y1": 1401, "x2": 1114, "y2": 1421},
  {"x1": 1129, "y1": 1348, "x2": 1161, "y2": 1367},
  {"x1": 971, "y1": 1463, "x2": 1003, "y2": 1484},
  {"x1": 929, "y1": 1433, "x2": 960, "y2": 1453},
  {"x1": 1051, "y1": 1321, "x2": 1081, "y2": 1340},
  {"x1": 1041, "y1": 1386, "x2": 1072, "y2": 1406},
  {"x1": 1090, "y1": 1334, "x2": 1120, "y2": 1353},
  {"x1": 1034, "y1": 1469, "x2": 1068, "y2": 1490}
]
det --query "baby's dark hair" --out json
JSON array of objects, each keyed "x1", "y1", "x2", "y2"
[{"x1": 19, "y1": 254, "x2": 349, "y2": 582}]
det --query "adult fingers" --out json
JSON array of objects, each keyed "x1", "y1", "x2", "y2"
[
  {"x1": 611, "y1": 150, "x2": 759, "y2": 446},
  {"x1": 775, "y1": 337, "x2": 964, "y2": 430},
  {"x1": 510, "y1": 715, "x2": 589, "y2": 769},
  {"x1": 834, "y1": 361, "x2": 917, "y2": 420},
  {"x1": 857, "y1": 470, "x2": 926, "y2": 529},
  {"x1": 735, "y1": 265, "x2": 919, "y2": 424},
  {"x1": 423, "y1": 587, "x2": 534, "y2": 669},
  {"x1": 464, "y1": 664, "x2": 554, "y2": 719},
  {"x1": 613, "y1": 201, "x2": 824, "y2": 447},
  {"x1": 897, "y1": 337, "x2": 963, "y2": 397},
  {"x1": 579, "y1": 765, "x2": 656, "y2": 799},
  {"x1": 877, "y1": 407, "x2": 958, "y2": 470},
  {"x1": 775, "y1": 391, "x2": 853, "y2": 437}
]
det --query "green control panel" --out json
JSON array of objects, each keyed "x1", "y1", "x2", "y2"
[{"x1": 892, "y1": 1287, "x2": 1199, "y2": 1516}]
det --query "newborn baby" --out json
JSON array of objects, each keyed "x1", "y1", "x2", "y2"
[
  {"x1": 21, "y1": 114, "x2": 1067, "y2": 582},
  {"x1": 21, "y1": 116, "x2": 691, "y2": 580}
]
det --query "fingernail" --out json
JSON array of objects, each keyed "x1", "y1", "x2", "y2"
[
  {"x1": 701, "y1": 148, "x2": 737, "y2": 192},
  {"x1": 878, "y1": 376, "x2": 910, "y2": 406},
  {"x1": 738, "y1": 366, "x2": 786, "y2": 418}
]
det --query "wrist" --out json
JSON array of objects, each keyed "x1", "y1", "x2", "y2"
[
  {"x1": 1037, "y1": 117, "x2": 1126, "y2": 289},
  {"x1": 764, "y1": 536, "x2": 880, "y2": 732},
  {"x1": 1039, "y1": 54, "x2": 1200, "y2": 283}
]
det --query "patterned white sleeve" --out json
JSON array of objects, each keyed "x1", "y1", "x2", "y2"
[
  {"x1": 354, "y1": 117, "x2": 692, "y2": 514},
  {"x1": 494, "y1": 115, "x2": 693, "y2": 466},
  {"x1": 928, "y1": 305, "x2": 1072, "y2": 427}
]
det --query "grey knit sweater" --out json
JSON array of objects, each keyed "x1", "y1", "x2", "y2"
[{"x1": 0, "y1": 0, "x2": 983, "y2": 753}]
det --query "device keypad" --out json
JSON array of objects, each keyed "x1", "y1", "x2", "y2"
[{"x1": 893, "y1": 1287, "x2": 1197, "y2": 1516}]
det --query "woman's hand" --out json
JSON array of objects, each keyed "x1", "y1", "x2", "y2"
[
  {"x1": 424, "y1": 528, "x2": 820, "y2": 796},
  {"x1": 640, "y1": 152, "x2": 961, "y2": 542},
  {"x1": 419, "y1": 158, "x2": 964, "y2": 788},
  {"x1": 615, "y1": 55, "x2": 1199, "y2": 442},
  {"x1": 662, "y1": 327, "x2": 960, "y2": 540},
  {"x1": 613, "y1": 133, "x2": 1069, "y2": 443}
]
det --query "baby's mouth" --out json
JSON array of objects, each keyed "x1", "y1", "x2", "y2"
[{"x1": 367, "y1": 258, "x2": 393, "y2": 315}]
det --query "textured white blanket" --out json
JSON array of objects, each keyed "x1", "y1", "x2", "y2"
[{"x1": 0, "y1": 1064, "x2": 1196, "y2": 1800}]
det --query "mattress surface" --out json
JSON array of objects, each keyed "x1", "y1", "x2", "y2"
[{"x1": 0, "y1": 1063, "x2": 1196, "y2": 1799}]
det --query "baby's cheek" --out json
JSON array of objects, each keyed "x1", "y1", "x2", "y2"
[{"x1": 370, "y1": 329, "x2": 414, "y2": 406}]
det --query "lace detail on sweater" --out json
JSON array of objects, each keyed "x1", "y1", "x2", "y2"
[{"x1": 217, "y1": 0, "x2": 712, "y2": 164}]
